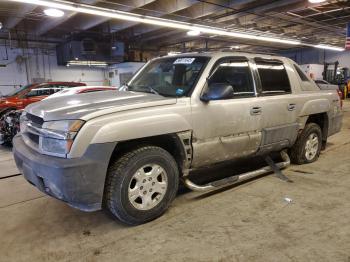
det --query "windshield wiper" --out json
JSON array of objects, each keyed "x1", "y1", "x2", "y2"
[
  {"x1": 129, "y1": 85, "x2": 160, "y2": 96},
  {"x1": 147, "y1": 87, "x2": 160, "y2": 95}
]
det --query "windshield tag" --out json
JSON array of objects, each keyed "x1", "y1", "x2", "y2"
[
  {"x1": 174, "y1": 58, "x2": 195, "y2": 64},
  {"x1": 176, "y1": 89, "x2": 184, "y2": 95}
]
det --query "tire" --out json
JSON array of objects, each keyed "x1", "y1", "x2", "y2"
[
  {"x1": 290, "y1": 123, "x2": 322, "y2": 165},
  {"x1": 104, "y1": 146, "x2": 179, "y2": 225}
]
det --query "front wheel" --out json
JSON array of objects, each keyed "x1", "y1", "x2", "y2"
[
  {"x1": 104, "y1": 146, "x2": 179, "y2": 225},
  {"x1": 290, "y1": 123, "x2": 322, "y2": 164}
]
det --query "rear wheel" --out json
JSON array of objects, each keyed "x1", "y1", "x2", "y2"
[
  {"x1": 290, "y1": 123, "x2": 322, "y2": 164},
  {"x1": 104, "y1": 146, "x2": 179, "y2": 225}
]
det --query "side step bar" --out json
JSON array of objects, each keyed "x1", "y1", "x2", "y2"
[{"x1": 183, "y1": 151, "x2": 291, "y2": 192}]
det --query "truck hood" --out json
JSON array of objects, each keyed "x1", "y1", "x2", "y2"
[{"x1": 25, "y1": 90, "x2": 177, "y2": 121}]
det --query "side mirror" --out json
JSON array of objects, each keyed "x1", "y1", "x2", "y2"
[{"x1": 200, "y1": 83, "x2": 234, "y2": 102}]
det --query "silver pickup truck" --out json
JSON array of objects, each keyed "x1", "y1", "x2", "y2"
[{"x1": 13, "y1": 52, "x2": 343, "y2": 225}]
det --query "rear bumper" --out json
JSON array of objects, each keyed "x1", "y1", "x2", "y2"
[{"x1": 13, "y1": 135, "x2": 116, "y2": 211}]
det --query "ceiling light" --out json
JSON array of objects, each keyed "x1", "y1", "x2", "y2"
[
  {"x1": 7, "y1": 0, "x2": 340, "y2": 50},
  {"x1": 167, "y1": 51, "x2": 181, "y2": 56},
  {"x1": 308, "y1": 0, "x2": 327, "y2": 3},
  {"x1": 67, "y1": 60, "x2": 108, "y2": 67},
  {"x1": 230, "y1": 45, "x2": 240, "y2": 50},
  {"x1": 314, "y1": 44, "x2": 344, "y2": 51},
  {"x1": 44, "y1": 8, "x2": 64, "y2": 17},
  {"x1": 9, "y1": 0, "x2": 300, "y2": 45},
  {"x1": 187, "y1": 30, "x2": 200, "y2": 36}
]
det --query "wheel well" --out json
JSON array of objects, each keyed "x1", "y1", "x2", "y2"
[
  {"x1": 306, "y1": 113, "x2": 329, "y2": 145},
  {"x1": 110, "y1": 134, "x2": 188, "y2": 175}
]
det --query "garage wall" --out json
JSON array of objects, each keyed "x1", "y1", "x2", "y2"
[
  {"x1": 108, "y1": 62, "x2": 145, "y2": 87},
  {"x1": 280, "y1": 48, "x2": 350, "y2": 68},
  {"x1": 0, "y1": 44, "x2": 107, "y2": 95}
]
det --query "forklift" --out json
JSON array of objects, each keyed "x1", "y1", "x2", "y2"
[{"x1": 323, "y1": 61, "x2": 349, "y2": 98}]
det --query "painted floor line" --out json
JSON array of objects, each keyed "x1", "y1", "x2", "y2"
[
  {"x1": 0, "y1": 174, "x2": 21, "y2": 180},
  {"x1": 0, "y1": 195, "x2": 46, "y2": 209}
]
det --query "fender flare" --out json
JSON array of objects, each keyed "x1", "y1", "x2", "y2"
[{"x1": 299, "y1": 99, "x2": 330, "y2": 117}]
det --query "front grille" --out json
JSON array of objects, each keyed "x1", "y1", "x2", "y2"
[
  {"x1": 26, "y1": 113, "x2": 44, "y2": 127},
  {"x1": 22, "y1": 113, "x2": 44, "y2": 151}
]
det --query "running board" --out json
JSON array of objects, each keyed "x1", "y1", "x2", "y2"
[{"x1": 183, "y1": 151, "x2": 291, "y2": 192}]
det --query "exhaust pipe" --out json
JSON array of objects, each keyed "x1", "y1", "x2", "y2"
[{"x1": 183, "y1": 151, "x2": 290, "y2": 192}]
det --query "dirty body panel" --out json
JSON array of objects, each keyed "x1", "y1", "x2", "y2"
[
  {"x1": 12, "y1": 52, "x2": 343, "y2": 212},
  {"x1": 13, "y1": 135, "x2": 116, "y2": 211}
]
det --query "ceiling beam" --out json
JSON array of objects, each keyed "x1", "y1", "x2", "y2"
[
  {"x1": 215, "y1": 0, "x2": 340, "y2": 34},
  {"x1": 69, "y1": 0, "x2": 158, "y2": 31},
  {"x1": 30, "y1": 0, "x2": 100, "y2": 36},
  {"x1": 214, "y1": 0, "x2": 303, "y2": 22},
  {"x1": 108, "y1": 0, "x2": 199, "y2": 32},
  {"x1": 120, "y1": 0, "x2": 257, "y2": 39},
  {"x1": 3, "y1": 3, "x2": 36, "y2": 29}
]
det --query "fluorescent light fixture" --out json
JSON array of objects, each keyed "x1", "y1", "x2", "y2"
[
  {"x1": 44, "y1": 8, "x2": 64, "y2": 17},
  {"x1": 308, "y1": 0, "x2": 326, "y2": 3},
  {"x1": 187, "y1": 30, "x2": 200, "y2": 36},
  {"x1": 67, "y1": 60, "x2": 108, "y2": 67},
  {"x1": 7, "y1": 0, "x2": 342, "y2": 50},
  {"x1": 230, "y1": 45, "x2": 240, "y2": 50},
  {"x1": 167, "y1": 51, "x2": 181, "y2": 56},
  {"x1": 9, "y1": 0, "x2": 301, "y2": 46},
  {"x1": 314, "y1": 44, "x2": 345, "y2": 51}
]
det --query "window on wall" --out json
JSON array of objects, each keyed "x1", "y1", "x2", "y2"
[
  {"x1": 293, "y1": 64, "x2": 309, "y2": 82},
  {"x1": 255, "y1": 58, "x2": 291, "y2": 95},
  {"x1": 208, "y1": 59, "x2": 255, "y2": 98}
]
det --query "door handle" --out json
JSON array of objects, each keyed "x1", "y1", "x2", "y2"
[
  {"x1": 287, "y1": 103, "x2": 296, "y2": 111},
  {"x1": 250, "y1": 106, "x2": 262, "y2": 115}
]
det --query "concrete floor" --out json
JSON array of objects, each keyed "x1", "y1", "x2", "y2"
[{"x1": 1, "y1": 102, "x2": 350, "y2": 262}]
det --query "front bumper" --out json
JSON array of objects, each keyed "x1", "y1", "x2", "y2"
[{"x1": 13, "y1": 135, "x2": 116, "y2": 211}]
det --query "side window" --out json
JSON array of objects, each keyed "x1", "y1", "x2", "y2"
[
  {"x1": 255, "y1": 58, "x2": 291, "y2": 95},
  {"x1": 293, "y1": 64, "x2": 309, "y2": 82},
  {"x1": 50, "y1": 85, "x2": 66, "y2": 94},
  {"x1": 208, "y1": 59, "x2": 255, "y2": 98},
  {"x1": 26, "y1": 86, "x2": 51, "y2": 97}
]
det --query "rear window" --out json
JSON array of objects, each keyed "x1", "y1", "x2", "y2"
[
  {"x1": 315, "y1": 80, "x2": 327, "y2": 84},
  {"x1": 255, "y1": 58, "x2": 291, "y2": 95},
  {"x1": 293, "y1": 64, "x2": 309, "y2": 82}
]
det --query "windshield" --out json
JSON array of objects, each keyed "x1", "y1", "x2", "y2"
[
  {"x1": 3, "y1": 84, "x2": 33, "y2": 97},
  {"x1": 127, "y1": 56, "x2": 209, "y2": 97}
]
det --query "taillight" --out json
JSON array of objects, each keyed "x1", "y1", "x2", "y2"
[{"x1": 337, "y1": 89, "x2": 343, "y2": 109}]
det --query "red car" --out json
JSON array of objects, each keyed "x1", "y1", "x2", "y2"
[{"x1": 0, "y1": 82, "x2": 86, "y2": 116}]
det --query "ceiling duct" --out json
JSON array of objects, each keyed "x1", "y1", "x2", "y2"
[{"x1": 56, "y1": 39, "x2": 124, "y2": 66}]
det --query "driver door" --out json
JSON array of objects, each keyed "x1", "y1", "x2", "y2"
[{"x1": 191, "y1": 57, "x2": 263, "y2": 168}]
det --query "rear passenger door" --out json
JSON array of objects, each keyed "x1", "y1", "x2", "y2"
[{"x1": 254, "y1": 58, "x2": 299, "y2": 152}]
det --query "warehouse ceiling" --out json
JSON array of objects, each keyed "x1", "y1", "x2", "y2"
[{"x1": 0, "y1": 0, "x2": 349, "y2": 54}]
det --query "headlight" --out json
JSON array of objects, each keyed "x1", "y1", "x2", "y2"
[
  {"x1": 39, "y1": 120, "x2": 85, "y2": 157},
  {"x1": 42, "y1": 120, "x2": 84, "y2": 133}
]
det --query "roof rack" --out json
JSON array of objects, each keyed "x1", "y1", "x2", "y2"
[{"x1": 219, "y1": 49, "x2": 278, "y2": 56}]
